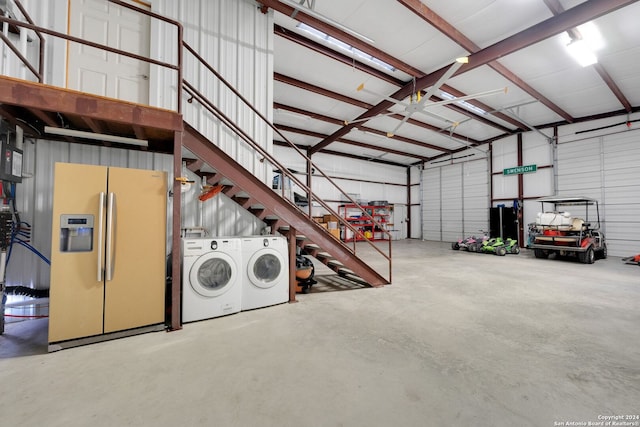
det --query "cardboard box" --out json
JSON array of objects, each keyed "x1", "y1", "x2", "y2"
[
  {"x1": 323, "y1": 214, "x2": 338, "y2": 223},
  {"x1": 312, "y1": 216, "x2": 324, "y2": 223},
  {"x1": 330, "y1": 228, "x2": 341, "y2": 239},
  {"x1": 319, "y1": 222, "x2": 328, "y2": 229}
]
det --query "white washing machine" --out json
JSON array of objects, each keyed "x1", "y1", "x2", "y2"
[
  {"x1": 182, "y1": 237, "x2": 242, "y2": 323},
  {"x1": 241, "y1": 236, "x2": 289, "y2": 311}
]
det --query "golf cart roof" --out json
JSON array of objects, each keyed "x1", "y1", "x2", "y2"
[{"x1": 536, "y1": 196, "x2": 599, "y2": 205}]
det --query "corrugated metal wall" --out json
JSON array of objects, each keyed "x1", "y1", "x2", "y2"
[{"x1": 151, "y1": 0, "x2": 273, "y2": 184}]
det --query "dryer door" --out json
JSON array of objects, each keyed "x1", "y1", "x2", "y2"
[
  {"x1": 189, "y1": 252, "x2": 238, "y2": 297},
  {"x1": 247, "y1": 248, "x2": 286, "y2": 289}
]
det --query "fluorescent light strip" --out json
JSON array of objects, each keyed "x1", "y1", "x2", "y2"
[
  {"x1": 297, "y1": 23, "x2": 394, "y2": 72},
  {"x1": 280, "y1": 0, "x2": 375, "y2": 44},
  {"x1": 44, "y1": 126, "x2": 148, "y2": 147},
  {"x1": 440, "y1": 91, "x2": 487, "y2": 115}
]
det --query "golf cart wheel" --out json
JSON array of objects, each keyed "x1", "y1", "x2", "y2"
[
  {"x1": 597, "y1": 243, "x2": 607, "y2": 260},
  {"x1": 496, "y1": 246, "x2": 507, "y2": 256},
  {"x1": 511, "y1": 245, "x2": 520, "y2": 255},
  {"x1": 452, "y1": 242, "x2": 460, "y2": 250},
  {"x1": 534, "y1": 249, "x2": 548, "y2": 259},
  {"x1": 579, "y1": 247, "x2": 595, "y2": 264}
]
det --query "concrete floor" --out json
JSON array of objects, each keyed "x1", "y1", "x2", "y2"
[{"x1": 1, "y1": 240, "x2": 639, "y2": 426}]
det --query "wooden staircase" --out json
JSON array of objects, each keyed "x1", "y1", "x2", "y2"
[{"x1": 182, "y1": 122, "x2": 389, "y2": 290}]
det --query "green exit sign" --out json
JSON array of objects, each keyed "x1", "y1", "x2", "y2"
[{"x1": 503, "y1": 164, "x2": 537, "y2": 175}]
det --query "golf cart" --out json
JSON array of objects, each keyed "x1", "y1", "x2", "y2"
[{"x1": 529, "y1": 196, "x2": 607, "y2": 264}]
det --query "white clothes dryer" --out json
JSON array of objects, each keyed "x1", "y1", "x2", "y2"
[
  {"x1": 241, "y1": 236, "x2": 289, "y2": 311},
  {"x1": 182, "y1": 237, "x2": 242, "y2": 323}
]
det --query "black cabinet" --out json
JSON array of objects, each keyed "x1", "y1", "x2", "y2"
[{"x1": 490, "y1": 207, "x2": 518, "y2": 239}]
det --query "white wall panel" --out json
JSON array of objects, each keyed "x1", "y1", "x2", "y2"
[
  {"x1": 152, "y1": 0, "x2": 273, "y2": 184},
  {"x1": 556, "y1": 137, "x2": 603, "y2": 200},
  {"x1": 491, "y1": 137, "x2": 517, "y2": 173},
  {"x1": 522, "y1": 133, "x2": 552, "y2": 166},
  {"x1": 522, "y1": 167, "x2": 553, "y2": 198},
  {"x1": 492, "y1": 173, "x2": 518, "y2": 200},
  {"x1": 491, "y1": 136, "x2": 518, "y2": 201}
]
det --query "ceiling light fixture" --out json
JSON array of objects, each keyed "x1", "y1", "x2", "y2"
[
  {"x1": 440, "y1": 91, "x2": 488, "y2": 115},
  {"x1": 280, "y1": 0, "x2": 375, "y2": 44},
  {"x1": 44, "y1": 126, "x2": 149, "y2": 147},
  {"x1": 566, "y1": 38, "x2": 597, "y2": 67},
  {"x1": 297, "y1": 23, "x2": 394, "y2": 71},
  {"x1": 276, "y1": 109, "x2": 311, "y2": 121},
  {"x1": 362, "y1": 130, "x2": 386, "y2": 139}
]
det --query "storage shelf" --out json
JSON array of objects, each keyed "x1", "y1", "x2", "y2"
[{"x1": 339, "y1": 204, "x2": 391, "y2": 242}]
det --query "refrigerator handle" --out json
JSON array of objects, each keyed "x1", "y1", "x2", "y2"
[
  {"x1": 97, "y1": 192, "x2": 105, "y2": 282},
  {"x1": 105, "y1": 192, "x2": 116, "y2": 281}
]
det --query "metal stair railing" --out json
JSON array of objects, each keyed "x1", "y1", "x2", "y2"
[{"x1": 182, "y1": 42, "x2": 391, "y2": 283}]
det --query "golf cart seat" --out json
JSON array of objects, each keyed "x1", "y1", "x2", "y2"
[{"x1": 570, "y1": 217, "x2": 586, "y2": 232}]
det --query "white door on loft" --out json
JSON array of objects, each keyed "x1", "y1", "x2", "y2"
[{"x1": 67, "y1": 0, "x2": 150, "y2": 104}]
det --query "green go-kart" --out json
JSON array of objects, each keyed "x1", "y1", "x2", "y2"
[
  {"x1": 503, "y1": 237, "x2": 520, "y2": 254},
  {"x1": 480, "y1": 237, "x2": 507, "y2": 256}
]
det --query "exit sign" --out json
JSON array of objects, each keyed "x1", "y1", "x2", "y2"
[{"x1": 503, "y1": 164, "x2": 537, "y2": 175}]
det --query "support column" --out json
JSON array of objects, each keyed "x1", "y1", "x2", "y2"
[
  {"x1": 170, "y1": 130, "x2": 183, "y2": 331},
  {"x1": 406, "y1": 166, "x2": 411, "y2": 239},
  {"x1": 286, "y1": 226, "x2": 297, "y2": 303},
  {"x1": 517, "y1": 133, "x2": 524, "y2": 245},
  {"x1": 306, "y1": 150, "x2": 313, "y2": 218}
]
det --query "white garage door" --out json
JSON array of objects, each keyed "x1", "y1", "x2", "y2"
[
  {"x1": 422, "y1": 167, "x2": 441, "y2": 241},
  {"x1": 602, "y1": 132, "x2": 640, "y2": 257},
  {"x1": 422, "y1": 159, "x2": 489, "y2": 242}
]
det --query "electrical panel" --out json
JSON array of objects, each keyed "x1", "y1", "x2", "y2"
[{"x1": 0, "y1": 132, "x2": 22, "y2": 183}]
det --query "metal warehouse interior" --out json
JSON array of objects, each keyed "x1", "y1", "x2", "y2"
[{"x1": 0, "y1": 0, "x2": 639, "y2": 426}]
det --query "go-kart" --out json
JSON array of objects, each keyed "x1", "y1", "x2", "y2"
[
  {"x1": 451, "y1": 232, "x2": 488, "y2": 252},
  {"x1": 480, "y1": 237, "x2": 507, "y2": 256},
  {"x1": 503, "y1": 237, "x2": 520, "y2": 254}
]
